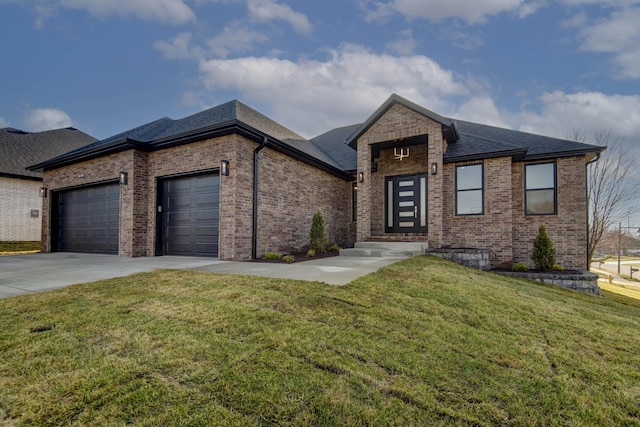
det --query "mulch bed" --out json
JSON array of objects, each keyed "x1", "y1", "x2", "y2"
[{"x1": 253, "y1": 251, "x2": 340, "y2": 263}]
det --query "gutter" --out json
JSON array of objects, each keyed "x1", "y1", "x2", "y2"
[
  {"x1": 585, "y1": 151, "x2": 602, "y2": 270},
  {"x1": 252, "y1": 136, "x2": 268, "y2": 260}
]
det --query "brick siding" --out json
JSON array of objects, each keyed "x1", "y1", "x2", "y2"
[
  {"x1": 0, "y1": 177, "x2": 42, "y2": 241},
  {"x1": 41, "y1": 134, "x2": 353, "y2": 260}
]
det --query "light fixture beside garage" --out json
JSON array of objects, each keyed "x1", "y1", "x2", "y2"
[
  {"x1": 221, "y1": 159, "x2": 230, "y2": 176},
  {"x1": 39, "y1": 187, "x2": 47, "y2": 198},
  {"x1": 119, "y1": 171, "x2": 128, "y2": 185}
]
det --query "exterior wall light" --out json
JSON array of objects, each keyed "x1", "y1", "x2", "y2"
[
  {"x1": 39, "y1": 187, "x2": 47, "y2": 198},
  {"x1": 358, "y1": 171, "x2": 364, "y2": 183},
  {"x1": 119, "y1": 171, "x2": 128, "y2": 185},
  {"x1": 431, "y1": 162, "x2": 438, "y2": 175},
  {"x1": 221, "y1": 159, "x2": 230, "y2": 176}
]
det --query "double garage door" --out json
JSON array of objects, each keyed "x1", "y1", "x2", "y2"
[{"x1": 55, "y1": 173, "x2": 219, "y2": 256}]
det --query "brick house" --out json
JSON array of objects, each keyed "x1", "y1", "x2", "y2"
[
  {"x1": 29, "y1": 94, "x2": 603, "y2": 270},
  {"x1": 0, "y1": 127, "x2": 96, "y2": 241}
]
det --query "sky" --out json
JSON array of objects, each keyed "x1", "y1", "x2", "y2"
[{"x1": 1, "y1": 0, "x2": 639, "y2": 225}]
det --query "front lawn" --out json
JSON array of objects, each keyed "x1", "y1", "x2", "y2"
[
  {"x1": 0, "y1": 241, "x2": 40, "y2": 255},
  {"x1": 1, "y1": 256, "x2": 639, "y2": 426}
]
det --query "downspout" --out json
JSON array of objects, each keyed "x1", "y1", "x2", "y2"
[
  {"x1": 585, "y1": 152, "x2": 601, "y2": 270},
  {"x1": 252, "y1": 136, "x2": 268, "y2": 259}
]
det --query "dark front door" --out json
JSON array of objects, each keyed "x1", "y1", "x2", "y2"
[
  {"x1": 56, "y1": 183, "x2": 120, "y2": 254},
  {"x1": 159, "y1": 173, "x2": 219, "y2": 257},
  {"x1": 385, "y1": 174, "x2": 427, "y2": 233}
]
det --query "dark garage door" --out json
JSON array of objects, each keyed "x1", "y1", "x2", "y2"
[
  {"x1": 161, "y1": 173, "x2": 219, "y2": 257},
  {"x1": 57, "y1": 183, "x2": 120, "y2": 254}
]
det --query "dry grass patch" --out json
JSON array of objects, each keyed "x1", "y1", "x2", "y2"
[{"x1": 1, "y1": 256, "x2": 639, "y2": 426}]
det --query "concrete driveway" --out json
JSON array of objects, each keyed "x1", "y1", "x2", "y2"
[{"x1": 0, "y1": 252, "x2": 405, "y2": 299}]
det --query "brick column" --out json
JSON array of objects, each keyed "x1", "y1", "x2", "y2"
[{"x1": 356, "y1": 138, "x2": 372, "y2": 242}]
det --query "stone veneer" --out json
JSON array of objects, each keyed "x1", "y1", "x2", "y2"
[{"x1": 497, "y1": 270, "x2": 601, "y2": 296}]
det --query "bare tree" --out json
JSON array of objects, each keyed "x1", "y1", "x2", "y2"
[{"x1": 570, "y1": 130, "x2": 640, "y2": 266}]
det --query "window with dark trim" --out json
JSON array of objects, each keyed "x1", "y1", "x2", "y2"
[
  {"x1": 456, "y1": 163, "x2": 483, "y2": 215},
  {"x1": 352, "y1": 182, "x2": 357, "y2": 221},
  {"x1": 525, "y1": 162, "x2": 556, "y2": 215}
]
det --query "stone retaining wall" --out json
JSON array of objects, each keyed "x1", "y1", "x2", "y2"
[
  {"x1": 425, "y1": 248, "x2": 491, "y2": 270},
  {"x1": 496, "y1": 270, "x2": 601, "y2": 296}
]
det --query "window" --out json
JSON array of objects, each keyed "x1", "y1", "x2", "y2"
[
  {"x1": 456, "y1": 164, "x2": 483, "y2": 215},
  {"x1": 525, "y1": 162, "x2": 556, "y2": 215}
]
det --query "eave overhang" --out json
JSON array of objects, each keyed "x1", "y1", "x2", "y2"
[{"x1": 28, "y1": 120, "x2": 354, "y2": 181}]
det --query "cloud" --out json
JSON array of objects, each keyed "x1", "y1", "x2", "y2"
[
  {"x1": 365, "y1": 0, "x2": 534, "y2": 24},
  {"x1": 576, "y1": 7, "x2": 640, "y2": 78},
  {"x1": 154, "y1": 32, "x2": 204, "y2": 60},
  {"x1": 24, "y1": 108, "x2": 74, "y2": 132},
  {"x1": 0, "y1": 117, "x2": 9, "y2": 128},
  {"x1": 247, "y1": 0, "x2": 311, "y2": 34},
  {"x1": 455, "y1": 96, "x2": 510, "y2": 128},
  {"x1": 198, "y1": 44, "x2": 468, "y2": 137},
  {"x1": 386, "y1": 29, "x2": 417, "y2": 55},
  {"x1": 517, "y1": 90, "x2": 640, "y2": 141},
  {"x1": 24, "y1": 0, "x2": 196, "y2": 26},
  {"x1": 207, "y1": 22, "x2": 269, "y2": 58}
]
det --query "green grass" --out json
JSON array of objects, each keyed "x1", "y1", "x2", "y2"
[
  {"x1": 1, "y1": 256, "x2": 639, "y2": 426},
  {"x1": 0, "y1": 241, "x2": 40, "y2": 255}
]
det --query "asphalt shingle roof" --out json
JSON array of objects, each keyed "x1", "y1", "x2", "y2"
[
  {"x1": 0, "y1": 127, "x2": 97, "y2": 180},
  {"x1": 28, "y1": 96, "x2": 603, "y2": 177}
]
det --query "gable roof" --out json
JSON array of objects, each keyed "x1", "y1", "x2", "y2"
[
  {"x1": 0, "y1": 127, "x2": 97, "y2": 181},
  {"x1": 345, "y1": 93, "x2": 460, "y2": 148}
]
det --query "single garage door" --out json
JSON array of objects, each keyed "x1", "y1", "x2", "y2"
[
  {"x1": 161, "y1": 173, "x2": 219, "y2": 257},
  {"x1": 57, "y1": 183, "x2": 120, "y2": 254}
]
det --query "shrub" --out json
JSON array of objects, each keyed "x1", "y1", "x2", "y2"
[
  {"x1": 309, "y1": 211, "x2": 328, "y2": 253},
  {"x1": 263, "y1": 252, "x2": 282, "y2": 260},
  {"x1": 552, "y1": 264, "x2": 565, "y2": 272},
  {"x1": 532, "y1": 225, "x2": 556, "y2": 271},
  {"x1": 512, "y1": 262, "x2": 529, "y2": 272},
  {"x1": 328, "y1": 244, "x2": 341, "y2": 252},
  {"x1": 306, "y1": 249, "x2": 316, "y2": 257},
  {"x1": 282, "y1": 255, "x2": 295, "y2": 263}
]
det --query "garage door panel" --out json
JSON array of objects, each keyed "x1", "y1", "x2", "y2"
[
  {"x1": 57, "y1": 183, "x2": 120, "y2": 255},
  {"x1": 161, "y1": 173, "x2": 219, "y2": 257}
]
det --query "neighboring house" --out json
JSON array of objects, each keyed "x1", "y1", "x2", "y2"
[
  {"x1": 0, "y1": 127, "x2": 97, "y2": 241},
  {"x1": 596, "y1": 230, "x2": 640, "y2": 257},
  {"x1": 29, "y1": 94, "x2": 603, "y2": 270}
]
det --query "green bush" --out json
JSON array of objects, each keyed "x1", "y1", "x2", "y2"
[
  {"x1": 328, "y1": 244, "x2": 341, "y2": 252},
  {"x1": 282, "y1": 255, "x2": 295, "y2": 263},
  {"x1": 512, "y1": 262, "x2": 529, "y2": 272},
  {"x1": 263, "y1": 252, "x2": 282, "y2": 260},
  {"x1": 552, "y1": 264, "x2": 565, "y2": 272},
  {"x1": 306, "y1": 249, "x2": 316, "y2": 257},
  {"x1": 309, "y1": 211, "x2": 328, "y2": 253},
  {"x1": 532, "y1": 225, "x2": 556, "y2": 271}
]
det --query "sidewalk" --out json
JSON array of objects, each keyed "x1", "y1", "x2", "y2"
[{"x1": 590, "y1": 266, "x2": 640, "y2": 288}]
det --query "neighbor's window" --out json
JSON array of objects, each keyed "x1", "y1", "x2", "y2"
[
  {"x1": 456, "y1": 163, "x2": 483, "y2": 215},
  {"x1": 525, "y1": 162, "x2": 556, "y2": 215}
]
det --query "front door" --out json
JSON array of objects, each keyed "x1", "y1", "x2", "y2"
[{"x1": 385, "y1": 174, "x2": 427, "y2": 233}]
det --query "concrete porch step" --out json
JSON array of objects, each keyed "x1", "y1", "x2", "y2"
[{"x1": 339, "y1": 241, "x2": 428, "y2": 258}]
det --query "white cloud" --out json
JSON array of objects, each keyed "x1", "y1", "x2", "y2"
[
  {"x1": 455, "y1": 96, "x2": 510, "y2": 128},
  {"x1": 577, "y1": 7, "x2": 640, "y2": 78},
  {"x1": 24, "y1": 108, "x2": 74, "y2": 132},
  {"x1": 207, "y1": 22, "x2": 269, "y2": 58},
  {"x1": 0, "y1": 117, "x2": 9, "y2": 128},
  {"x1": 55, "y1": 0, "x2": 195, "y2": 25},
  {"x1": 386, "y1": 29, "x2": 417, "y2": 55},
  {"x1": 154, "y1": 32, "x2": 204, "y2": 60},
  {"x1": 198, "y1": 44, "x2": 468, "y2": 136},
  {"x1": 366, "y1": 0, "x2": 534, "y2": 24},
  {"x1": 247, "y1": 0, "x2": 311, "y2": 34},
  {"x1": 517, "y1": 91, "x2": 640, "y2": 141}
]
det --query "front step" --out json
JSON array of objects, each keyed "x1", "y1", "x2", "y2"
[{"x1": 339, "y1": 241, "x2": 428, "y2": 258}]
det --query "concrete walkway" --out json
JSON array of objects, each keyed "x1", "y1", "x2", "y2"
[{"x1": 0, "y1": 252, "x2": 405, "y2": 299}]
